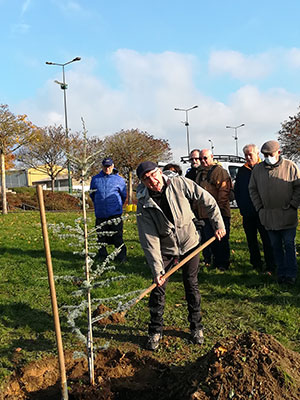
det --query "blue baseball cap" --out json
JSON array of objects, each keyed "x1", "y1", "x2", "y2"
[{"x1": 102, "y1": 157, "x2": 114, "y2": 166}]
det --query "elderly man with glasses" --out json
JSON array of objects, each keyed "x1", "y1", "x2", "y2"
[
  {"x1": 249, "y1": 140, "x2": 300, "y2": 285},
  {"x1": 185, "y1": 148, "x2": 201, "y2": 181},
  {"x1": 195, "y1": 149, "x2": 232, "y2": 271},
  {"x1": 135, "y1": 161, "x2": 225, "y2": 351}
]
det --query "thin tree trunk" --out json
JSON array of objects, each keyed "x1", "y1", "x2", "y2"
[
  {"x1": 51, "y1": 177, "x2": 55, "y2": 192},
  {"x1": 128, "y1": 170, "x2": 132, "y2": 204},
  {"x1": 0, "y1": 150, "x2": 7, "y2": 215},
  {"x1": 82, "y1": 176, "x2": 95, "y2": 385}
]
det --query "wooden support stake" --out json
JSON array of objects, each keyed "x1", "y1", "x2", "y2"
[
  {"x1": 37, "y1": 185, "x2": 68, "y2": 400},
  {"x1": 127, "y1": 236, "x2": 216, "y2": 310}
]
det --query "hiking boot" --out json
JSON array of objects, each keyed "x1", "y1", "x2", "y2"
[
  {"x1": 191, "y1": 329, "x2": 204, "y2": 345},
  {"x1": 277, "y1": 276, "x2": 286, "y2": 284},
  {"x1": 145, "y1": 332, "x2": 162, "y2": 351},
  {"x1": 285, "y1": 277, "x2": 296, "y2": 286}
]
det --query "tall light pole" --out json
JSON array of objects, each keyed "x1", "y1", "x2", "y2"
[
  {"x1": 45, "y1": 57, "x2": 81, "y2": 193},
  {"x1": 226, "y1": 123, "x2": 245, "y2": 156},
  {"x1": 174, "y1": 105, "x2": 198, "y2": 156},
  {"x1": 208, "y1": 139, "x2": 214, "y2": 154}
]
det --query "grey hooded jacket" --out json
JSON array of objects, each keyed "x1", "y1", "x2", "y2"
[{"x1": 136, "y1": 175, "x2": 225, "y2": 277}]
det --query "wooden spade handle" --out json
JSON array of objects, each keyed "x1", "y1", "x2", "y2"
[{"x1": 131, "y1": 236, "x2": 216, "y2": 307}]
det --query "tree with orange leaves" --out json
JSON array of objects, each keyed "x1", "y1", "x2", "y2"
[
  {"x1": 0, "y1": 104, "x2": 39, "y2": 214},
  {"x1": 4, "y1": 152, "x2": 15, "y2": 170}
]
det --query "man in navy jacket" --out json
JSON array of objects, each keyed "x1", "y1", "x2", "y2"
[
  {"x1": 235, "y1": 144, "x2": 274, "y2": 273},
  {"x1": 90, "y1": 157, "x2": 127, "y2": 262}
]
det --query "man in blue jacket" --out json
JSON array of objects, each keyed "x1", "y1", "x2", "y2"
[
  {"x1": 235, "y1": 144, "x2": 274, "y2": 273},
  {"x1": 90, "y1": 157, "x2": 127, "y2": 262}
]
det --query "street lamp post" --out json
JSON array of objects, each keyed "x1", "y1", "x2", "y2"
[
  {"x1": 208, "y1": 139, "x2": 214, "y2": 154},
  {"x1": 45, "y1": 57, "x2": 81, "y2": 193},
  {"x1": 174, "y1": 105, "x2": 198, "y2": 156},
  {"x1": 226, "y1": 123, "x2": 245, "y2": 156}
]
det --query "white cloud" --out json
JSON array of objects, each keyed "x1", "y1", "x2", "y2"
[
  {"x1": 286, "y1": 48, "x2": 300, "y2": 69},
  {"x1": 209, "y1": 50, "x2": 273, "y2": 80},
  {"x1": 17, "y1": 50, "x2": 300, "y2": 165},
  {"x1": 21, "y1": 0, "x2": 31, "y2": 16}
]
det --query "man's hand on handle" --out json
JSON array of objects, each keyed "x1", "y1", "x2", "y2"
[
  {"x1": 154, "y1": 275, "x2": 166, "y2": 287},
  {"x1": 215, "y1": 228, "x2": 226, "y2": 241}
]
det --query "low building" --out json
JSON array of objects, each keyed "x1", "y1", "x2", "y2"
[{"x1": 3, "y1": 166, "x2": 90, "y2": 191}]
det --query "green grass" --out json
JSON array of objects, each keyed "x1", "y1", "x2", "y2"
[{"x1": 0, "y1": 209, "x2": 300, "y2": 388}]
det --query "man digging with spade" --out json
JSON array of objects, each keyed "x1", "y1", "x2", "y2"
[{"x1": 136, "y1": 161, "x2": 225, "y2": 351}]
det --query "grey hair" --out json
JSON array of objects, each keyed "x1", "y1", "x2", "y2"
[{"x1": 243, "y1": 144, "x2": 259, "y2": 154}]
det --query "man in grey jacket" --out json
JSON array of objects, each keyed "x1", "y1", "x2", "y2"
[
  {"x1": 136, "y1": 161, "x2": 225, "y2": 350},
  {"x1": 249, "y1": 140, "x2": 300, "y2": 285}
]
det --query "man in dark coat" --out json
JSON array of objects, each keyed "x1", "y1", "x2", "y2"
[
  {"x1": 185, "y1": 148, "x2": 201, "y2": 181},
  {"x1": 235, "y1": 144, "x2": 275, "y2": 273}
]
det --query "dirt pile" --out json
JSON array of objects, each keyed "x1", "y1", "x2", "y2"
[
  {"x1": 186, "y1": 330, "x2": 300, "y2": 400},
  {"x1": 92, "y1": 304, "x2": 127, "y2": 325},
  {"x1": 2, "y1": 330, "x2": 300, "y2": 399},
  {"x1": 5, "y1": 191, "x2": 94, "y2": 211}
]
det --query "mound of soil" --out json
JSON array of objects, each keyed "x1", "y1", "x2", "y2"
[
  {"x1": 2, "y1": 330, "x2": 300, "y2": 399},
  {"x1": 5, "y1": 191, "x2": 94, "y2": 211},
  {"x1": 92, "y1": 304, "x2": 127, "y2": 325}
]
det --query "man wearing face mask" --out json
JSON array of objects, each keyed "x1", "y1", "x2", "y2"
[
  {"x1": 249, "y1": 140, "x2": 300, "y2": 285},
  {"x1": 235, "y1": 144, "x2": 275, "y2": 274}
]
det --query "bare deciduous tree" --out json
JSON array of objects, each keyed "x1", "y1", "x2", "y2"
[
  {"x1": 103, "y1": 129, "x2": 172, "y2": 203},
  {"x1": 67, "y1": 130, "x2": 104, "y2": 181},
  {"x1": 278, "y1": 106, "x2": 300, "y2": 161},
  {"x1": 18, "y1": 125, "x2": 68, "y2": 192}
]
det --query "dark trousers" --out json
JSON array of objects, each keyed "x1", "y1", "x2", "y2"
[
  {"x1": 148, "y1": 248, "x2": 202, "y2": 334},
  {"x1": 268, "y1": 228, "x2": 297, "y2": 279},
  {"x1": 243, "y1": 215, "x2": 275, "y2": 271},
  {"x1": 201, "y1": 216, "x2": 230, "y2": 269},
  {"x1": 96, "y1": 215, "x2": 127, "y2": 262}
]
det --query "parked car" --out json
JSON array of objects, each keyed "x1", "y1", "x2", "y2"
[{"x1": 180, "y1": 154, "x2": 245, "y2": 207}]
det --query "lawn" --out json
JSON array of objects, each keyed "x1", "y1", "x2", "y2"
[{"x1": 0, "y1": 209, "x2": 300, "y2": 391}]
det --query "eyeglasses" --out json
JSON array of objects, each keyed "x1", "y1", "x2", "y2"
[
  {"x1": 142, "y1": 168, "x2": 159, "y2": 182},
  {"x1": 189, "y1": 157, "x2": 200, "y2": 161},
  {"x1": 199, "y1": 156, "x2": 208, "y2": 161}
]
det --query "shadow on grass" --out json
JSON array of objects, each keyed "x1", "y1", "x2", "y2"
[
  {"x1": 199, "y1": 267, "x2": 300, "y2": 307},
  {"x1": 0, "y1": 302, "x2": 53, "y2": 332},
  {"x1": 0, "y1": 303, "x2": 56, "y2": 360},
  {"x1": 0, "y1": 247, "x2": 78, "y2": 267},
  {"x1": 117, "y1": 255, "x2": 153, "y2": 280},
  {"x1": 93, "y1": 323, "x2": 144, "y2": 346}
]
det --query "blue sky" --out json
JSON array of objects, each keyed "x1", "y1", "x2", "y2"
[{"x1": 2, "y1": 0, "x2": 300, "y2": 162}]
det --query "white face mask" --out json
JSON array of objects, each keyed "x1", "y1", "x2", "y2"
[{"x1": 265, "y1": 155, "x2": 278, "y2": 165}]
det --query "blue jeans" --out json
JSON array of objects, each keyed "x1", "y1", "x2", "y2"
[{"x1": 268, "y1": 228, "x2": 297, "y2": 279}]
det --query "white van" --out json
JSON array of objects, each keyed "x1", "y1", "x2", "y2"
[
  {"x1": 213, "y1": 155, "x2": 245, "y2": 181},
  {"x1": 180, "y1": 154, "x2": 245, "y2": 207}
]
